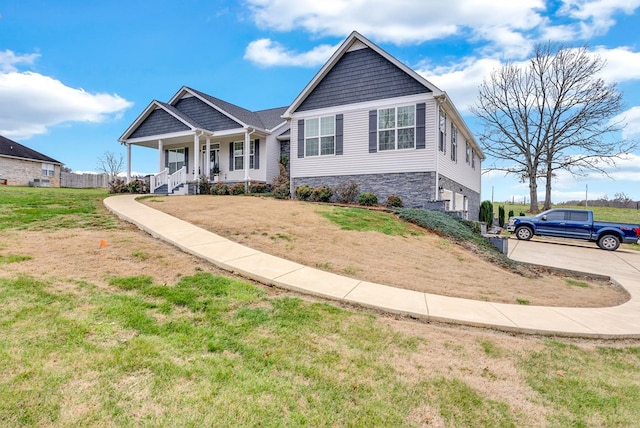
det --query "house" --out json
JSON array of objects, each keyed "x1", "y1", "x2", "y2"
[
  {"x1": 0, "y1": 135, "x2": 63, "y2": 187},
  {"x1": 119, "y1": 31, "x2": 484, "y2": 218}
]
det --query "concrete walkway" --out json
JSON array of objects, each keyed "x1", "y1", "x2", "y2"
[{"x1": 104, "y1": 195, "x2": 640, "y2": 339}]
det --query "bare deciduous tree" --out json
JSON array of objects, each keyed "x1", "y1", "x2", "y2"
[
  {"x1": 472, "y1": 43, "x2": 634, "y2": 212},
  {"x1": 97, "y1": 151, "x2": 124, "y2": 180}
]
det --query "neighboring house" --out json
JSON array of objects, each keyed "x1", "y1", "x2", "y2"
[
  {"x1": 0, "y1": 135, "x2": 62, "y2": 187},
  {"x1": 119, "y1": 31, "x2": 484, "y2": 218}
]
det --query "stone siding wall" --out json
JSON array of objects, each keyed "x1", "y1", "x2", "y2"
[
  {"x1": 0, "y1": 157, "x2": 60, "y2": 187},
  {"x1": 292, "y1": 171, "x2": 437, "y2": 208}
]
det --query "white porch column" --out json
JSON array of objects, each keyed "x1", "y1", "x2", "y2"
[
  {"x1": 126, "y1": 143, "x2": 131, "y2": 183},
  {"x1": 193, "y1": 133, "x2": 200, "y2": 180},
  {"x1": 244, "y1": 130, "x2": 250, "y2": 185},
  {"x1": 158, "y1": 140, "x2": 164, "y2": 172},
  {"x1": 205, "y1": 138, "x2": 211, "y2": 178}
]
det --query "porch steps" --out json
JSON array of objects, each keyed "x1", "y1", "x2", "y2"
[{"x1": 152, "y1": 183, "x2": 187, "y2": 195}]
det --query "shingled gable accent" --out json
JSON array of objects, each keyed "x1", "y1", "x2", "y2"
[
  {"x1": 296, "y1": 47, "x2": 430, "y2": 112},
  {"x1": 129, "y1": 107, "x2": 191, "y2": 139}
]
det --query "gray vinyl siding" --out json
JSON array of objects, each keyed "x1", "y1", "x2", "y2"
[
  {"x1": 265, "y1": 133, "x2": 282, "y2": 183},
  {"x1": 297, "y1": 48, "x2": 430, "y2": 112},
  {"x1": 290, "y1": 97, "x2": 437, "y2": 179},
  {"x1": 130, "y1": 109, "x2": 190, "y2": 138},
  {"x1": 174, "y1": 97, "x2": 243, "y2": 131},
  {"x1": 437, "y1": 126, "x2": 481, "y2": 193}
]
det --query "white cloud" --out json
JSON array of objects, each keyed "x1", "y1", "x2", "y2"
[
  {"x1": 244, "y1": 38, "x2": 338, "y2": 67},
  {"x1": 593, "y1": 46, "x2": 640, "y2": 82},
  {"x1": 613, "y1": 106, "x2": 640, "y2": 139},
  {"x1": 246, "y1": 0, "x2": 545, "y2": 48},
  {"x1": 417, "y1": 57, "x2": 504, "y2": 112},
  {"x1": 0, "y1": 50, "x2": 40, "y2": 72},
  {"x1": 0, "y1": 61, "x2": 133, "y2": 140}
]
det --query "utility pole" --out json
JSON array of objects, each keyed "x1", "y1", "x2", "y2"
[{"x1": 585, "y1": 184, "x2": 588, "y2": 208}]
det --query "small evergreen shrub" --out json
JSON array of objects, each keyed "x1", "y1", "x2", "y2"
[
  {"x1": 498, "y1": 205, "x2": 506, "y2": 227},
  {"x1": 508, "y1": 209, "x2": 514, "y2": 219},
  {"x1": 385, "y1": 195, "x2": 404, "y2": 208},
  {"x1": 358, "y1": 192, "x2": 378, "y2": 206},
  {"x1": 334, "y1": 181, "x2": 359, "y2": 204},
  {"x1": 249, "y1": 182, "x2": 269, "y2": 194},
  {"x1": 198, "y1": 177, "x2": 212, "y2": 195},
  {"x1": 271, "y1": 163, "x2": 290, "y2": 199},
  {"x1": 479, "y1": 200, "x2": 494, "y2": 225},
  {"x1": 230, "y1": 183, "x2": 245, "y2": 195},
  {"x1": 519, "y1": 212, "x2": 526, "y2": 216},
  {"x1": 310, "y1": 186, "x2": 333, "y2": 202},
  {"x1": 210, "y1": 183, "x2": 228, "y2": 195},
  {"x1": 295, "y1": 185, "x2": 314, "y2": 201}
]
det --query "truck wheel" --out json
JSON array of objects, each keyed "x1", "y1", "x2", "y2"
[
  {"x1": 515, "y1": 226, "x2": 533, "y2": 241},
  {"x1": 598, "y1": 234, "x2": 620, "y2": 251}
]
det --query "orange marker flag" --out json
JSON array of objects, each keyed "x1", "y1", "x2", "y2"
[{"x1": 100, "y1": 240, "x2": 108, "y2": 247}]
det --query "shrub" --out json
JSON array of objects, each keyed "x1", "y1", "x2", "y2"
[
  {"x1": 271, "y1": 163, "x2": 290, "y2": 200},
  {"x1": 198, "y1": 176, "x2": 212, "y2": 195},
  {"x1": 385, "y1": 195, "x2": 404, "y2": 208},
  {"x1": 508, "y1": 209, "x2": 514, "y2": 219},
  {"x1": 210, "y1": 183, "x2": 228, "y2": 195},
  {"x1": 479, "y1": 200, "x2": 493, "y2": 225},
  {"x1": 126, "y1": 179, "x2": 146, "y2": 194},
  {"x1": 295, "y1": 185, "x2": 314, "y2": 201},
  {"x1": 310, "y1": 186, "x2": 333, "y2": 202},
  {"x1": 249, "y1": 182, "x2": 269, "y2": 194},
  {"x1": 334, "y1": 181, "x2": 359, "y2": 204},
  {"x1": 230, "y1": 183, "x2": 245, "y2": 195},
  {"x1": 519, "y1": 212, "x2": 526, "y2": 216},
  {"x1": 358, "y1": 192, "x2": 378, "y2": 206},
  {"x1": 498, "y1": 205, "x2": 506, "y2": 227}
]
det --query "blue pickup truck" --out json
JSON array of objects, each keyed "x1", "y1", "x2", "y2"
[{"x1": 506, "y1": 209, "x2": 640, "y2": 251}]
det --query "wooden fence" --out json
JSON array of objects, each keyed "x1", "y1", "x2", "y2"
[{"x1": 60, "y1": 172, "x2": 109, "y2": 188}]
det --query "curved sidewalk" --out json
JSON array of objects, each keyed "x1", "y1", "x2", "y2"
[{"x1": 104, "y1": 195, "x2": 640, "y2": 339}]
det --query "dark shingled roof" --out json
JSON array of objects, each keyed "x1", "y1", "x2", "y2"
[
  {"x1": 0, "y1": 135, "x2": 62, "y2": 164},
  {"x1": 186, "y1": 87, "x2": 286, "y2": 131}
]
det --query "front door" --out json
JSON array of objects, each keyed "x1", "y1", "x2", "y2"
[{"x1": 201, "y1": 144, "x2": 220, "y2": 178}]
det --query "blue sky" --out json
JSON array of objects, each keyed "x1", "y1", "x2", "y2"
[{"x1": 2, "y1": 0, "x2": 640, "y2": 203}]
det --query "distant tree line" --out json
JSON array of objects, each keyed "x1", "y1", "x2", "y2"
[{"x1": 558, "y1": 192, "x2": 639, "y2": 209}]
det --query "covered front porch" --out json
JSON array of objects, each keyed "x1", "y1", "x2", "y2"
[{"x1": 123, "y1": 128, "x2": 264, "y2": 195}]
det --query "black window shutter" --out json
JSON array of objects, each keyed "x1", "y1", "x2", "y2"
[
  {"x1": 229, "y1": 142, "x2": 234, "y2": 171},
  {"x1": 335, "y1": 114, "x2": 343, "y2": 155},
  {"x1": 297, "y1": 120, "x2": 305, "y2": 158},
  {"x1": 416, "y1": 103, "x2": 426, "y2": 149},
  {"x1": 254, "y1": 139, "x2": 260, "y2": 169},
  {"x1": 164, "y1": 150, "x2": 169, "y2": 169},
  {"x1": 368, "y1": 110, "x2": 377, "y2": 153},
  {"x1": 184, "y1": 147, "x2": 189, "y2": 173}
]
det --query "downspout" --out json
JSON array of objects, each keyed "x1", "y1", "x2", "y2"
[
  {"x1": 435, "y1": 95, "x2": 447, "y2": 202},
  {"x1": 244, "y1": 127, "x2": 256, "y2": 192}
]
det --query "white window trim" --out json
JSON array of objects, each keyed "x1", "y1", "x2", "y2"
[
  {"x1": 450, "y1": 123, "x2": 458, "y2": 162},
  {"x1": 305, "y1": 116, "x2": 335, "y2": 157},
  {"x1": 378, "y1": 105, "x2": 416, "y2": 151},
  {"x1": 41, "y1": 163, "x2": 55, "y2": 177},
  {"x1": 233, "y1": 140, "x2": 256, "y2": 170}
]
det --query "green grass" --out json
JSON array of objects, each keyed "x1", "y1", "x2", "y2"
[
  {"x1": 318, "y1": 206, "x2": 422, "y2": 236},
  {"x1": 494, "y1": 202, "x2": 640, "y2": 224},
  {"x1": 566, "y1": 278, "x2": 589, "y2": 288},
  {"x1": 0, "y1": 254, "x2": 32, "y2": 264},
  {"x1": 0, "y1": 186, "x2": 115, "y2": 230},
  {"x1": 521, "y1": 340, "x2": 640, "y2": 426}
]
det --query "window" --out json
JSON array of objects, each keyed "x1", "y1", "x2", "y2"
[
  {"x1": 450, "y1": 124, "x2": 458, "y2": 162},
  {"x1": 438, "y1": 108, "x2": 446, "y2": 152},
  {"x1": 378, "y1": 106, "x2": 415, "y2": 151},
  {"x1": 305, "y1": 116, "x2": 335, "y2": 156},
  {"x1": 41, "y1": 163, "x2": 55, "y2": 177},
  {"x1": 568, "y1": 211, "x2": 589, "y2": 222},
  {"x1": 471, "y1": 150, "x2": 476, "y2": 169},
  {"x1": 232, "y1": 140, "x2": 256, "y2": 170},
  {"x1": 465, "y1": 142, "x2": 470, "y2": 164},
  {"x1": 168, "y1": 148, "x2": 186, "y2": 174},
  {"x1": 545, "y1": 211, "x2": 566, "y2": 221}
]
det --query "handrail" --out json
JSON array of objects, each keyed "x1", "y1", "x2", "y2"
[{"x1": 151, "y1": 166, "x2": 186, "y2": 194}]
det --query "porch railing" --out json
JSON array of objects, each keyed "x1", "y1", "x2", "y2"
[{"x1": 150, "y1": 166, "x2": 187, "y2": 194}]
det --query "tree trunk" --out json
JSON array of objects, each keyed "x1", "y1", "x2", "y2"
[
  {"x1": 529, "y1": 178, "x2": 539, "y2": 213},
  {"x1": 543, "y1": 166, "x2": 553, "y2": 210}
]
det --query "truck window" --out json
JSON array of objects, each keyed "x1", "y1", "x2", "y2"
[
  {"x1": 545, "y1": 211, "x2": 566, "y2": 221},
  {"x1": 568, "y1": 211, "x2": 589, "y2": 222}
]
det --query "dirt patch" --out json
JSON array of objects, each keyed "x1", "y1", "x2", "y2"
[{"x1": 141, "y1": 195, "x2": 628, "y2": 308}]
